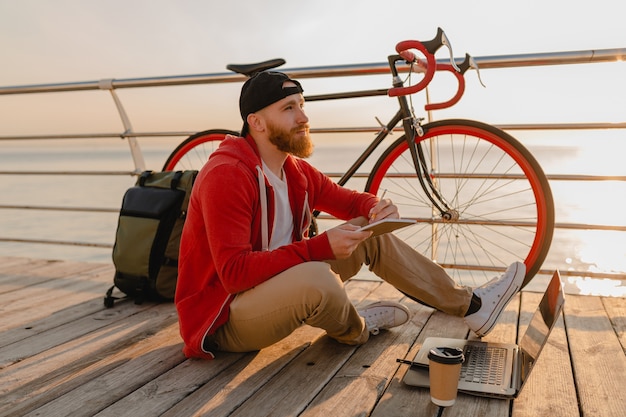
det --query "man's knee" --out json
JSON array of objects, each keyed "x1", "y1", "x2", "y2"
[{"x1": 289, "y1": 262, "x2": 347, "y2": 306}]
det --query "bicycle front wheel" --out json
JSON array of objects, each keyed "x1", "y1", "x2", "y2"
[
  {"x1": 365, "y1": 119, "x2": 554, "y2": 288},
  {"x1": 162, "y1": 129, "x2": 238, "y2": 171}
]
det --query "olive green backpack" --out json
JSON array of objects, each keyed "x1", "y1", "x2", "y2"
[{"x1": 104, "y1": 170, "x2": 197, "y2": 307}]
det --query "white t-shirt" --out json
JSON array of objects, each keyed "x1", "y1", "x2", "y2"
[{"x1": 262, "y1": 161, "x2": 294, "y2": 250}]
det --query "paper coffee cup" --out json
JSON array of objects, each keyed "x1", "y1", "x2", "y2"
[{"x1": 428, "y1": 346, "x2": 465, "y2": 407}]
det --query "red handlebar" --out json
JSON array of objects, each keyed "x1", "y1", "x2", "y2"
[
  {"x1": 424, "y1": 62, "x2": 466, "y2": 111},
  {"x1": 388, "y1": 40, "x2": 437, "y2": 97}
]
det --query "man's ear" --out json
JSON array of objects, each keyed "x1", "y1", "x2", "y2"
[{"x1": 247, "y1": 113, "x2": 265, "y2": 133}]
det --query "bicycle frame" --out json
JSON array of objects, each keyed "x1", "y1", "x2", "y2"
[{"x1": 306, "y1": 54, "x2": 455, "y2": 220}]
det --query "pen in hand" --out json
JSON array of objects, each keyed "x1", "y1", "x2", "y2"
[{"x1": 370, "y1": 189, "x2": 387, "y2": 221}]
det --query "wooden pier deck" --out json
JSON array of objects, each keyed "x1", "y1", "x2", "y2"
[{"x1": 1, "y1": 256, "x2": 625, "y2": 417}]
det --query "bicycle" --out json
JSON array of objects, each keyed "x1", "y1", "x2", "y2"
[{"x1": 162, "y1": 28, "x2": 555, "y2": 289}]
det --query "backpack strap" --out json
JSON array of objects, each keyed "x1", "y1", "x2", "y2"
[
  {"x1": 138, "y1": 170, "x2": 153, "y2": 187},
  {"x1": 170, "y1": 171, "x2": 184, "y2": 189},
  {"x1": 104, "y1": 285, "x2": 124, "y2": 308}
]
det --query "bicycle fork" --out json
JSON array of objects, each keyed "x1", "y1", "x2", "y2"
[{"x1": 399, "y1": 102, "x2": 458, "y2": 222}]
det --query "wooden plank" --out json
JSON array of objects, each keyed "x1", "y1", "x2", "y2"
[
  {"x1": 602, "y1": 296, "x2": 626, "y2": 352},
  {"x1": 0, "y1": 259, "x2": 104, "y2": 292},
  {"x1": 0, "y1": 303, "x2": 178, "y2": 416},
  {"x1": 0, "y1": 299, "x2": 155, "y2": 368},
  {"x1": 564, "y1": 295, "x2": 626, "y2": 416},
  {"x1": 0, "y1": 257, "x2": 41, "y2": 270},
  {"x1": 228, "y1": 330, "x2": 357, "y2": 416},
  {"x1": 512, "y1": 292, "x2": 578, "y2": 417},
  {"x1": 0, "y1": 296, "x2": 114, "y2": 349},
  {"x1": 160, "y1": 326, "x2": 324, "y2": 417},
  {"x1": 0, "y1": 264, "x2": 113, "y2": 331},
  {"x1": 0, "y1": 261, "x2": 111, "y2": 305},
  {"x1": 21, "y1": 323, "x2": 184, "y2": 417},
  {"x1": 0, "y1": 258, "x2": 66, "y2": 292}
]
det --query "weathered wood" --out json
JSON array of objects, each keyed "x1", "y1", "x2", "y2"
[
  {"x1": 0, "y1": 304, "x2": 178, "y2": 416},
  {"x1": 564, "y1": 295, "x2": 626, "y2": 417},
  {"x1": 0, "y1": 299, "x2": 156, "y2": 368},
  {"x1": 602, "y1": 296, "x2": 626, "y2": 353},
  {"x1": 0, "y1": 263, "x2": 113, "y2": 331},
  {"x1": 0, "y1": 259, "x2": 102, "y2": 292},
  {"x1": 0, "y1": 295, "x2": 117, "y2": 349},
  {"x1": 512, "y1": 292, "x2": 578, "y2": 417},
  {"x1": 162, "y1": 326, "x2": 324, "y2": 417},
  {"x1": 23, "y1": 323, "x2": 185, "y2": 417},
  {"x1": 1, "y1": 257, "x2": 625, "y2": 417}
]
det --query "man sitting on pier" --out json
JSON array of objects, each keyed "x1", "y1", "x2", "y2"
[{"x1": 174, "y1": 71, "x2": 525, "y2": 359}]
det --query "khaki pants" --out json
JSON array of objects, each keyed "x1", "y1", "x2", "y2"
[{"x1": 205, "y1": 233, "x2": 473, "y2": 353}]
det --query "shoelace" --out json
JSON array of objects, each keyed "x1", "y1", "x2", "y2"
[
  {"x1": 363, "y1": 309, "x2": 394, "y2": 335},
  {"x1": 477, "y1": 275, "x2": 501, "y2": 295}
]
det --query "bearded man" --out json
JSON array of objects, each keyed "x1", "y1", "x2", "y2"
[{"x1": 175, "y1": 71, "x2": 524, "y2": 359}]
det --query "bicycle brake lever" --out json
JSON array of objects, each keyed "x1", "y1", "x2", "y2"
[
  {"x1": 422, "y1": 28, "x2": 461, "y2": 73},
  {"x1": 440, "y1": 31, "x2": 461, "y2": 72},
  {"x1": 456, "y1": 54, "x2": 486, "y2": 88},
  {"x1": 468, "y1": 55, "x2": 486, "y2": 87}
]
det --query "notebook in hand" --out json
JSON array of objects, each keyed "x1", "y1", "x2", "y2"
[
  {"x1": 357, "y1": 218, "x2": 416, "y2": 237},
  {"x1": 403, "y1": 270, "x2": 564, "y2": 399}
]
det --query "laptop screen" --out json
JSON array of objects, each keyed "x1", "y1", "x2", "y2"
[{"x1": 518, "y1": 271, "x2": 565, "y2": 384}]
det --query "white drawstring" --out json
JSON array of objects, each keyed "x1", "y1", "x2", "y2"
[{"x1": 256, "y1": 166, "x2": 269, "y2": 251}]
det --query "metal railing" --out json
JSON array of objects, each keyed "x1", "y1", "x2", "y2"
[{"x1": 1, "y1": 47, "x2": 625, "y2": 280}]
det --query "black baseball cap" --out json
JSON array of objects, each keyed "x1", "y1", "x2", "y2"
[{"x1": 239, "y1": 71, "x2": 303, "y2": 136}]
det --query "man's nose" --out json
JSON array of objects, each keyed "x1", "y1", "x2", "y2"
[{"x1": 297, "y1": 108, "x2": 309, "y2": 124}]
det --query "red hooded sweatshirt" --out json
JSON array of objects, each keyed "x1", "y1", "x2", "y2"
[{"x1": 175, "y1": 134, "x2": 378, "y2": 359}]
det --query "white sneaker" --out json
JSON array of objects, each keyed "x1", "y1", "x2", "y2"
[
  {"x1": 358, "y1": 301, "x2": 410, "y2": 335},
  {"x1": 464, "y1": 261, "x2": 526, "y2": 337}
]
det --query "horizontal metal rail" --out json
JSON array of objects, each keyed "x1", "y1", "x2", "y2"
[
  {"x1": 1, "y1": 48, "x2": 624, "y2": 95},
  {"x1": 3, "y1": 121, "x2": 626, "y2": 142}
]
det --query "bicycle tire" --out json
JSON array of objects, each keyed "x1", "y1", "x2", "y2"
[
  {"x1": 365, "y1": 119, "x2": 554, "y2": 289},
  {"x1": 162, "y1": 129, "x2": 239, "y2": 171}
]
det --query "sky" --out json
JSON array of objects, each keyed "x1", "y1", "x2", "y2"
[{"x1": 1, "y1": 0, "x2": 626, "y2": 137}]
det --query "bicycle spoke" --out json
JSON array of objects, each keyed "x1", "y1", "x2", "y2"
[{"x1": 366, "y1": 119, "x2": 554, "y2": 288}]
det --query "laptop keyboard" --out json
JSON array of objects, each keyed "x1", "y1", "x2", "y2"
[{"x1": 460, "y1": 344, "x2": 506, "y2": 385}]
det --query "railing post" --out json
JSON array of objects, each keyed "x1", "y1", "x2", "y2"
[{"x1": 98, "y1": 79, "x2": 146, "y2": 173}]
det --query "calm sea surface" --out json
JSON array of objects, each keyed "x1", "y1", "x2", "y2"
[{"x1": 1, "y1": 134, "x2": 625, "y2": 294}]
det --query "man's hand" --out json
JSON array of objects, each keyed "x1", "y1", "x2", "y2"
[
  {"x1": 368, "y1": 197, "x2": 400, "y2": 223},
  {"x1": 326, "y1": 223, "x2": 371, "y2": 259}
]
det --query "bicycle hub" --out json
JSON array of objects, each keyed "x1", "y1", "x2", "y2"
[{"x1": 441, "y1": 209, "x2": 460, "y2": 222}]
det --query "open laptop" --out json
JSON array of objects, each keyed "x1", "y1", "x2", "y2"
[{"x1": 403, "y1": 270, "x2": 564, "y2": 399}]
